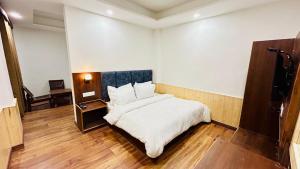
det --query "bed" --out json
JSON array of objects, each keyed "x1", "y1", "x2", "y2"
[{"x1": 100, "y1": 70, "x2": 211, "y2": 158}]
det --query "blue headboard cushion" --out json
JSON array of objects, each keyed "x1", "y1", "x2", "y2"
[
  {"x1": 116, "y1": 71, "x2": 132, "y2": 87},
  {"x1": 101, "y1": 70, "x2": 152, "y2": 101}
]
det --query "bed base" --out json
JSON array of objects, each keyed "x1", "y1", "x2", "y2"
[{"x1": 108, "y1": 122, "x2": 210, "y2": 160}]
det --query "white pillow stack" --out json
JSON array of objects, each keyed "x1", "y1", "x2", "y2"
[
  {"x1": 134, "y1": 81, "x2": 155, "y2": 99},
  {"x1": 107, "y1": 83, "x2": 136, "y2": 106},
  {"x1": 107, "y1": 81, "x2": 155, "y2": 106}
]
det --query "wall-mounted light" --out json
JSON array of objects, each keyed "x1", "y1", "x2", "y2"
[{"x1": 84, "y1": 73, "x2": 92, "y2": 83}]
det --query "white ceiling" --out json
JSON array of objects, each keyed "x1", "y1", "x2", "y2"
[
  {"x1": 1, "y1": 0, "x2": 64, "y2": 31},
  {"x1": 0, "y1": 0, "x2": 282, "y2": 31},
  {"x1": 128, "y1": 0, "x2": 191, "y2": 12}
]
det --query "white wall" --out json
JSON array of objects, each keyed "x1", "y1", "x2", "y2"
[
  {"x1": 63, "y1": 0, "x2": 300, "y2": 99},
  {"x1": 13, "y1": 27, "x2": 71, "y2": 96},
  {"x1": 64, "y1": 6, "x2": 157, "y2": 79},
  {"x1": 0, "y1": 34, "x2": 14, "y2": 108},
  {"x1": 159, "y1": 0, "x2": 300, "y2": 98}
]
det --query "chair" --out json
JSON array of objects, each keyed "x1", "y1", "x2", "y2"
[
  {"x1": 49, "y1": 80, "x2": 65, "y2": 90},
  {"x1": 23, "y1": 86, "x2": 51, "y2": 112},
  {"x1": 49, "y1": 79, "x2": 70, "y2": 107}
]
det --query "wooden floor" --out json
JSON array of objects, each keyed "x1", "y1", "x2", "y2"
[
  {"x1": 10, "y1": 105, "x2": 234, "y2": 169},
  {"x1": 231, "y1": 128, "x2": 278, "y2": 161},
  {"x1": 194, "y1": 139, "x2": 283, "y2": 169}
]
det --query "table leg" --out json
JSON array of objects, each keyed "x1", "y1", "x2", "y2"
[
  {"x1": 50, "y1": 97, "x2": 56, "y2": 108},
  {"x1": 69, "y1": 94, "x2": 73, "y2": 105}
]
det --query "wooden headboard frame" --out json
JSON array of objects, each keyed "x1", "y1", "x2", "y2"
[
  {"x1": 72, "y1": 72, "x2": 101, "y2": 104},
  {"x1": 72, "y1": 70, "x2": 152, "y2": 104}
]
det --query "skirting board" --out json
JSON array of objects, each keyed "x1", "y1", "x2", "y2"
[{"x1": 155, "y1": 83, "x2": 243, "y2": 128}]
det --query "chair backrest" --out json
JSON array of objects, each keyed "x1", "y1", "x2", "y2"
[
  {"x1": 49, "y1": 80, "x2": 65, "y2": 90},
  {"x1": 23, "y1": 85, "x2": 34, "y2": 99}
]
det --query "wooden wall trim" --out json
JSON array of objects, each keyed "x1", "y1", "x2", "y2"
[
  {"x1": 155, "y1": 83, "x2": 243, "y2": 128},
  {"x1": 211, "y1": 120, "x2": 237, "y2": 130},
  {"x1": 290, "y1": 112, "x2": 300, "y2": 169}
]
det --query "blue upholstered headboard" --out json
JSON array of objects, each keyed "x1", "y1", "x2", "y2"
[{"x1": 101, "y1": 70, "x2": 152, "y2": 101}]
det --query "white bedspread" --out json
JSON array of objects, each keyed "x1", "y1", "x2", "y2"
[{"x1": 104, "y1": 94, "x2": 211, "y2": 158}]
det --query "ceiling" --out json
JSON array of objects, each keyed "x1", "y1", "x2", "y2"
[
  {"x1": 128, "y1": 0, "x2": 191, "y2": 12},
  {"x1": 1, "y1": 0, "x2": 64, "y2": 31},
  {"x1": 0, "y1": 0, "x2": 282, "y2": 31}
]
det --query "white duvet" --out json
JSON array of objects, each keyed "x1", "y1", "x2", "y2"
[{"x1": 104, "y1": 94, "x2": 211, "y2": 158}]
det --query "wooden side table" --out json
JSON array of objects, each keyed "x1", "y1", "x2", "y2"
[{"x1": 75, "y1": 99, "x2": 107, "y2": 132}]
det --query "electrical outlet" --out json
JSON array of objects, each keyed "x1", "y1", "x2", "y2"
[{"x1": 82, "y1": 91, "x2": 95, "y2": 97}]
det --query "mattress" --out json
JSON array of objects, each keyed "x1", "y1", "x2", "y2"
[{"x1": 104, "y1": 94, "x2": 211, "y2": 158}]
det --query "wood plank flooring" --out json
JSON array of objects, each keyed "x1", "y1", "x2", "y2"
[
  {"x1": 9, "y1": 105, "x2": 234, "y2": 169},
  {"x1": 194, "y1": 139, "x2": 283, "y2": 169},
  {"x1": 231, "y1": 128, "x2": 278, "y2": 161}
]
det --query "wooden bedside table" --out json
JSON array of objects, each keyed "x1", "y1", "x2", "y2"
[{"x1": 75, "y1": 99, "x2": 107, "y2": 132}]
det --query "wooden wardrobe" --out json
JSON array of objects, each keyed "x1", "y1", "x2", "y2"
[
  {"x1": 0, "y1": 7, "x2": 25, "y2": 116},
  {"x1": 0, "y1": 7, "x2": 24, "y2": 169},
  {"x1": 240, "y1": 33, "x2": 300, "y2": 167}
]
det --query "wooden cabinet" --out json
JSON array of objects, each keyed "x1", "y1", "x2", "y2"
[
  {"x1": 0, "y1": 9, "x2": 26, "y2": 116},
  {"x1": 240, "y1": 34, "x2": 300, "y2": 167},
  {"x1": 0, "y1": 108, "x2": 11, "y2": 169},
  {"x1": 0, "y1": 99, "x2": 23, "y2": 169},
  {"x1": 75, "y1": 99, "x2": 107, "y2": 132},
  {"x1": 240, "y1": 39, "x2": 295, "y2": 140}
]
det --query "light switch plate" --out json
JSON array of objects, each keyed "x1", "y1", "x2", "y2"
[{"x1": 82, "y1": 91, "x2": 95, "y2": 97}]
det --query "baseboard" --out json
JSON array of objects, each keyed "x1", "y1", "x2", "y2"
[
  {"x1": 212, "y1": 120, "x2": 237, "y2": 131},
  {"x1": 12, "y1": 143, "x2": 24, "y2": 151}
]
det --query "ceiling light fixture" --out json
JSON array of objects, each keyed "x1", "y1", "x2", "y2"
[
  {"x1": 8, "y1": 11, "x2": 23, "y2": 19},
  {"x1": 193, "y1": 13, "x2": 200, "y2": 19},
  {"x1": 106, "y1": 10, "x2": 113, "y2": 16}
]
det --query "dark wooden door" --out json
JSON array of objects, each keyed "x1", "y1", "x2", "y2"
[
  {"x1": 0, "y1": 9, "x2": 25, "y2": 116},
  {"x1": 240, "y1": 39, "x2": 295, "y2": 140}
]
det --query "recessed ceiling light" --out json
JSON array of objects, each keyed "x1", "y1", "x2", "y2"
[
  {"x1": 8, "y1": 11, "x2": 23, "y2": 19},
  {"x1": 193, "y1": 13, "x2": 200, "y2": 19},
  {"x1": 106, "y1": 10, "x2": 113, "y2": 16}
]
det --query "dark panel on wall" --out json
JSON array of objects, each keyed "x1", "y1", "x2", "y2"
[
  {"x1": 72, "y1": 72, "x2": 101, "y2": 104},
  {"x1": 240, "y1": 39, "x2": 295, "y2": 140}
]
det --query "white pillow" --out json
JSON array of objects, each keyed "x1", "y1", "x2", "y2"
[
  {"x1": 107, "y1": 83, "x2": 136, "y2": 105},
  {"x1": 134, "y1": 81, "x2": 155, "y2": 99},
  {"x1": 138, "y1": 81, "x2": 152, "y2": 84}
]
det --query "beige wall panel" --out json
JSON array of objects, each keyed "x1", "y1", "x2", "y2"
[
  {"x1": 156, "y1": 83, "x2": 243, "y2": 127},
  {"x1": 0, "y1": 99, "x2": 23, "y2": 169},
  {"x1": 290, "y1": 114, "x2": 300, "y2": 169},
  {"x1": 3, "y1": 101, "x2": 23, "y2": 147},
  {"x1": 292, "y1": 113, "x2": 300, "y2": 144},
  {"x1": 0, "y1": 109, "x2": 12, "y2": 169}
]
